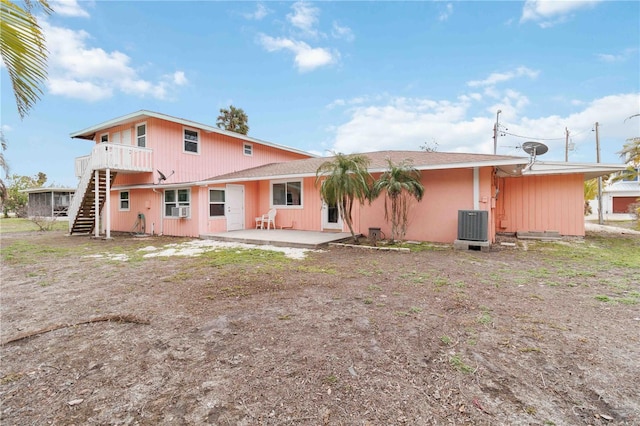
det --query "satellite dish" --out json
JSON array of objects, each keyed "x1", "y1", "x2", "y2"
[
  {"x1": 522, "y1": 141, "x2": 548, "y2": 157},
  {"x1": 156, "y1": 169, "x2": 174, "y2": 184}
]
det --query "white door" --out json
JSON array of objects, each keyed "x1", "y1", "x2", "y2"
[
  {"x1": 226, "y1": 184, "x2": 245, "y2": 231},
  {"x1": 322, "y1": 202, "x2": 343, "y2": 230}
]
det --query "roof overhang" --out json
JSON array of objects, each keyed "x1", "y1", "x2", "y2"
[
  {"x1": 69, "y1": 110, "x2": 316, "y2": 158},
  {"x1": 522, "y1": 161, "x2": 627, "y2": 180},
  {"x1": 19, "y1": 187, "x2": 75, "y2": 194}
]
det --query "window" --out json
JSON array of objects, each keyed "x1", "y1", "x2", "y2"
[
  {"x1": 136, "y1": 123, "x2": 146, "y2": 147},
  {"x1": 622, "y1": 168, "x2": 639, "y2": 182},
  {"x1": 272, "y1": 181, "x2": 302, "y2": 207},
  {"x1": 209, "y1": 189, "x2": 225, "y2": 217},
  {"x1": 100, "y1": 133, "x2": 109, "y2": 143},
  {"x1": 184, "y1": 128, "x2": 199, "y2": 153},
  {"x1": 119, "y1": 191, "x2": 130, "y2": 211},
  {"x1": 164, "y1": 189, "x2": 190, "y2": 217},
  {"x1": 243, "y1": 143, "x2": 253, "y2": 156}
]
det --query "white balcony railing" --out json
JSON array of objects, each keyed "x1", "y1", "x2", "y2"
[{"x1": 75, "y1": 143, "x2": 153, "y2": 177}]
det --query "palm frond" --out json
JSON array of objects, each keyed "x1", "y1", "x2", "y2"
[{"x1": 0, "y1": 0, "x2": 51, "y2": 118}]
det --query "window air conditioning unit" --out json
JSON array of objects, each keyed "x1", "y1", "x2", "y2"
[
  {"x1": 172, "y1": 206, "x2": 189, "y2": 218},
  {"x1": 457, "y1": 210, "x2": 488, "y2": 241}
]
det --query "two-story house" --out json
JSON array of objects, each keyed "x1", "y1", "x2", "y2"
[{"x1": 68, "y1": 110, "x2": 312, "y2": 238}]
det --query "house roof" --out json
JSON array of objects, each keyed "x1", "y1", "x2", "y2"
[
  {"x1": 111, "y1": 150, "x2": 626, "y2": 191},
  {"x1": 603, "y1": 181, "x2": 640, "y2": 194},
  {"x1": 196, "y1": 151, "x2": 530, "y2": 184},
  {"x1": 19, "y1": 187, "x2": 76, "y2": 194},
  {"x1": 69, "y1": 110, "x2": 316, "y2": 159}
]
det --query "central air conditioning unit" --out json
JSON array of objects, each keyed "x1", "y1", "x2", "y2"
[
  {"x1": 172, "y1": 206, "x2": 189, "y2": 218},
  {"x1": 458, "y1": 210, "x2": 488, "y2": 241}
]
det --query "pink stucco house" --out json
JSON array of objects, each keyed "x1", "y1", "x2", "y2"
[{"x1": 68, "y1": 110, "x2": 624, "y2": 244}]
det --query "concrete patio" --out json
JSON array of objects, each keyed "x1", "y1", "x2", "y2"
[{"x1": 200, "y1": 229, "x2": 355, "y2": 249}]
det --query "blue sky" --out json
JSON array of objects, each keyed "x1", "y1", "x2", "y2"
[{"x1": 1, "y1": 0, "x2": 639, "y2": 187}]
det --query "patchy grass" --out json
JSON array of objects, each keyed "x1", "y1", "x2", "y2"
[
  {"x1": 1, "y1": 240, "x2": 75, "y2": 264},
  {"x1": 200, "y1": 248, "x2": 290, "y2": 268},
  {"x1": 449, "y1": 354, "x2": 474, "y2": 374},
  {"x1": 0, "y1": 217, "x2": 69, "y2": 234}
]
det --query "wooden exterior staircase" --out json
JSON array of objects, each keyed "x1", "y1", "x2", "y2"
[
  {"x1": 68, "y1": 143, "x2": 153, "y2": 236},
  {"x1": 69, "y1": 170, "x2": 117, "y2": 235}
]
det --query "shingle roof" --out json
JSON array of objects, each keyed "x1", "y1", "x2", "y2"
[{"x1": 200, "y1": 150, "x2": 527, "y2": 183}]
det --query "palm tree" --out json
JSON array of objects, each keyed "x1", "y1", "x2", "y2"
[
  {"x1": 371, "y1": 159, "x2": 425, "y2": 242},
  {"x1": 216, "y1": 105, "x2": 249, "y2": 135},
  {"x1": 614, "y1": 137, "x2": 640, "y2": 181},
  {"x1": 316, "y1": 152, "x2": 373, "y2": 243},
  {"x1": 1, "y1": 0, "x2": 52, "y2": 119},
  {"x1": 583, "y1": 178, "x2": 598, "y2": 216}
]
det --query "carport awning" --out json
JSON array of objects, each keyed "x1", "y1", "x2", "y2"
[{"x1": 523, "y1": 161, "x2": 626, "y2": 180}]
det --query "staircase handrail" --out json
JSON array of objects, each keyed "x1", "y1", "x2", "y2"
[{"x1": 67, "y1": 155, "x2": 96, "y2": 232}]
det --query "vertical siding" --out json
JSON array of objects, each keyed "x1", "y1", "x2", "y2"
[
  {"x1": 147, "y1": 118, "x2": 309, "y2": 184},
  {"x1": 110, "y1": 188, "x2": 163, "y2": 235},
  {"x1": 497, "y1": 174, "x2": 585, "y2": 236},
  {"x1": 358, "y1": 168, "x2": 479, "y2": 243},
  {"x1": 239, "y1": 177, "x2": 326, "y2": 231}
]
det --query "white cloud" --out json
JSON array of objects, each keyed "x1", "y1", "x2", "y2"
[
  {"x1": 49, "y1": 0, "x2": 90, "y2": 18},
  {"x1": 438, "y1": 3, "x2": 453, "y2": 22},
  {"x1": 287, "y1": 2, "x2": 320, "y2": 37},
  {"x1": 332, "y1": 21, "x2": 354, "y2": 42},
  {"x1": 596, "y1": 48, "x2": 637, "y2": 63},
  {"x1": 467, "y1": 66, "x2": 540, "y2": 88},
  {"x1": 258, "y1": 34, "x2": 336, "y2": 72},
  {"x1": 42, "y1": 20, "x2": 187, "y2": 101},
  {"x1": 2, "y1": 124, "x2": 13, "y2": 133},
  {"x1": 172, "y1": 71, "x2": 188, "y2": 86},
  {"x1": 326, "y1": 92, "x2": 640, "y2": 163},
  {"x1": 244, "y1": 3, "x2": 270, "y2": 20},
  {"x1": 48, "y1": 79, "x2": 112, "y2": 102},
  {"x1": 521, "y1": 0, "x2": 601, "y2": 27}
]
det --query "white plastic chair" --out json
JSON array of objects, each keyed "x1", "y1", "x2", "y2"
[{"x1": 256, "y1": 208, "x2": 277, "y2": 229}]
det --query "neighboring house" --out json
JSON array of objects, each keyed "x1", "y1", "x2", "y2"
[
  {"x1": 68, "y1": 110, "x2": 624, "y2": 243},
  {"x1": 588, "y1": 169, "x2": 640, "y2": 219},
  {"x1": 21, "y1": 187, "x2": 75, "y2": 217},
  {"x1": 603, "y1": 169, "x2": 640, "y2": 214}
]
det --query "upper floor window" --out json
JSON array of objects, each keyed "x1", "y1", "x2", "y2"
[
  {"x1": 164, "y1": 189, "x2": 191, "y2": 217},
  {"x1": 243, "y1": 143, "x2": 253, "y2": 156},
  {"x1": 100, "y1": 133, "x2": 109, "y2": 143},
  {"x1": 136, "y1": 123, "x2": 146, "y2": 147},
  {"x1": 209, "y1": 189, "x2": 225, "y2": 217},
  {"x1": 119, "y1": 191, "x2": 130, "y2": 211},
  {"x1": 184, "y1": 128, "x2": 199, "y2": 154},
  {"x1": 272, "y1": 180, "x2": 302, "y2": 207}
]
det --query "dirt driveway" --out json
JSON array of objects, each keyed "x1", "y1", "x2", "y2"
[{"x1": 1, "y1": 230, "x2": 639, "y2": 425}]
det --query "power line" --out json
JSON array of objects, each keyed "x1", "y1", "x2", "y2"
[
  {"x1": 498, "y1": 124, "x2": 592, "y2": 142},
  {"x1": 500, "y1": 130, "x2": 565, "y2": 141}
]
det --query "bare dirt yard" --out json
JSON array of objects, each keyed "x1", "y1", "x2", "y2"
[{"x1": 1, "y1": 227, "x2": 639, "y2": 425}]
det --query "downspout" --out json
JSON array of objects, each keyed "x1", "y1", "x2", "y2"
[
  {"x1": 473, "y1": 167, "x2": 480, "y2": 210},
  {"x1": 152, "y1": 187, "x2": 163, "y2": 236}
]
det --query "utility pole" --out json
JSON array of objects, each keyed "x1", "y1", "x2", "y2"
[
  {"x1": 493, "y1": 109, "x2": 502, "y2": 155},
  {"x1": 565, "y1": 127, "x2": 570, "y2": 162},
  {"x1": 595, "y1": 122, "x2": 604, "y2": 225}
]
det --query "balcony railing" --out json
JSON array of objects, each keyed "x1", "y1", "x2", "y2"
[{"x1": 75, "y1": 143, "x2": 153, "y2": 177}]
